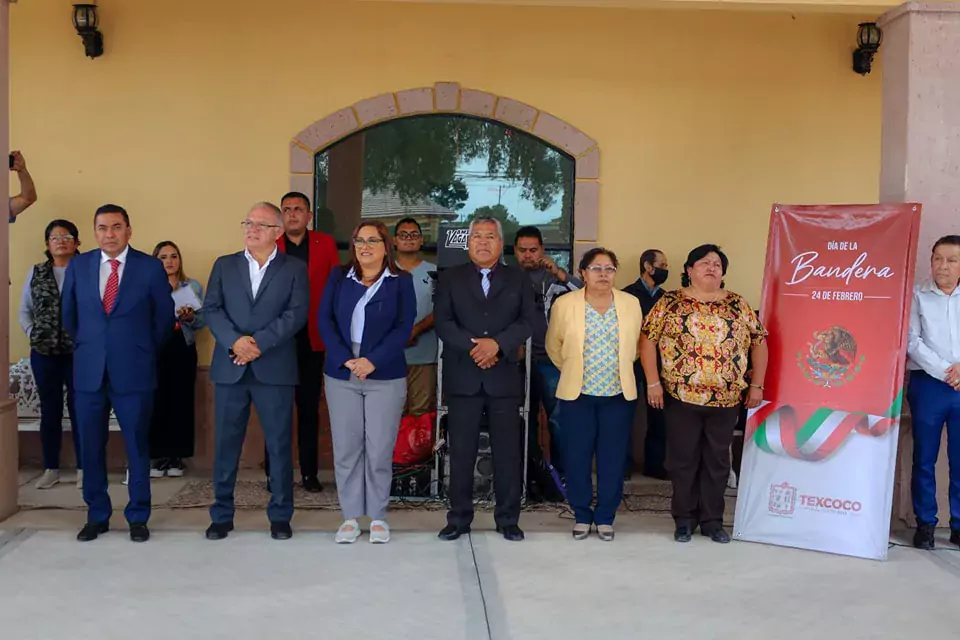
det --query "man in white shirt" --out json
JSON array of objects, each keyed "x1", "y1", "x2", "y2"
[
  {"x1": 906, "y1": 234, "x2": 960, "y2": 550},
  {"x1": 203, "y1": 202, "x2": 309, "y2": 541}
]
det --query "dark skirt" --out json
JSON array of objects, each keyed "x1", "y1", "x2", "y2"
[{"x1": 149, "y1": 328, "x2": 198, "y2": 459}]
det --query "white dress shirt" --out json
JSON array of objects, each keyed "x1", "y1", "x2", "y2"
[
  {"x1": 99, "y1": 246, "x2": 130, "y2": 300},
  {"x1": 348, "y1": 268, "x2": 396, "y2": 344},
  {"x1": 244, "y1": 247, "x2": 278, "y2": 298},
  {"x1": 907, "y1": 281, "x2": 960, "y2": 380}
]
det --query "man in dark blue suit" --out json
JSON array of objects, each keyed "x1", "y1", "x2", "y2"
[
  {"x1": 62, "y1": 204, "x2": 174, "y2": 543},
  {"x1": 203, "y1": 202, "x2": 309, "y2": 541}
]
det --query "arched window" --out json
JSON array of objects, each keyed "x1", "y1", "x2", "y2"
[{"x1": 313, "y1": 115, "x2": 575, "y2": 268}]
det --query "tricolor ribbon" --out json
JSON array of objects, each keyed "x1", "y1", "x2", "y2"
[{"x1": 746, "y1": 391, "x2": 902, "y2": 461}]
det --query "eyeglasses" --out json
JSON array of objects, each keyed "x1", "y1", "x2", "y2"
[
  {"x1": 396, "y1": 231, "x2": 422, "y2": 240},
  {"x1": 241, "y1": 220, "x2": 281, "y2": 231},
  {"x1": 49, "y1": 234, "x2": 76, "y2": 242},
  {"x1": 353, "y1": 237, "x2": 384, "y2": 247},
  {"x1": 584, "y1": 265, "x2": 618, "y2": 275}
]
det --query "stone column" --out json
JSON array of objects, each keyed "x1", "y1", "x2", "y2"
[
  {"x1": 879, "y1": 2, "x2": 960, "y2": 528},
  {"x1": 0, "y1": 0, "x2": 18, "y2": 522}
]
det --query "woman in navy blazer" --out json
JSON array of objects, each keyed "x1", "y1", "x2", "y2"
[{"x1": 318, "y1": 221, "x2": 416, "y2": 544}]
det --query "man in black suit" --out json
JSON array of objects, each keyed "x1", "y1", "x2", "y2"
[
  {"x1": 623, "y1": 248, "x2": 669, "y2": 479},
  {"x1": 435, "y1": 217, "x2": 535, "y2": 542},
  {"x1": 202, "y1": 202, "x2": 309, "y2": 541}
]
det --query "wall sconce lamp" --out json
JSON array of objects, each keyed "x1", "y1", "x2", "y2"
[
  {"x1": 73, "y1": 4, "x2": 104, "y2": 59},
  {"x1": 853, "y1": 22, "x2": 882, "y2": 75}
]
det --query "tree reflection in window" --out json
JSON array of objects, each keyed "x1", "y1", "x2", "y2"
[{"x1": 314, "y1": 115, "x2": 574, "y2": 269}]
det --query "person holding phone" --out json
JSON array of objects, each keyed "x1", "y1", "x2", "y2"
[
  {"x1": 8, "y1": 150, "x2": 38, "y2": 222},
  {"x1": 148, "y1": 241, "x2": 205, "y2": 478}
]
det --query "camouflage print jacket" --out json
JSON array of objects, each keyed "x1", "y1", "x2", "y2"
[{"x1": 26, "y1": 261, "x2": 74, "y2": 356}]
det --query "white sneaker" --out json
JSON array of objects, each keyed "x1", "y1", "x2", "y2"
[
  {"x1": 335, "y1": 519, "x2": 361, "y2": 544},
  {"x1": 727, "y1": 468, "x2": 738, "y2": 490},
  {"x1": 35, "y1": 469, "x2": 60, "y2": 490},
  {"x1": 369, "y1": 520, "x2": 391, "y2": 544},
  {"x1": 76, "y1": 469, "x2": 83, "y2": 490},
  {"x1": 122, "y1": 469, "x2": 129, "y2": 486},
  {"x1": 166, "y1": 459, "x2": 185, "y2": 478}
]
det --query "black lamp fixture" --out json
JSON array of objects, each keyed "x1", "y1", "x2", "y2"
[
  {"x1": 853, "y1": 22, "x2": 882, "y2": 75},
  {"x1": 73, "y1": 4, "x2": 104, "y2": 59}
]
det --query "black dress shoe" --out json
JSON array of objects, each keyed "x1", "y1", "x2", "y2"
[
  {"x1": 496, "y1": 524, "x2": 525, "y2": 542},
  {"x1": 702, "y1": 527, "x2": 731, "y2": 544},
  {"x1": 438, "y1": 524, "x2": 471, "y2": 541},
  {"x1": 914, "y1": 524, "x2": 936, "y2": 550},
  {"x1": 205, "y1": 522, "x2": 234, "y2": 541},
  {"x1": 950, "y1": 529, "x2": 960, "y2": 547},
  {"x1": 302, "y1": 476, "x2": 323, "y2": 493},
  {"x1": 270, "y1": 522, "x2": 293, "y2": 540},
  {"x1": 77, "y1": 521, "x2": 109, "y2": 542},
  {"x1": 129, "y1": 523, "x2": 150, "y2": 543},
  {"x1": 674, "y1": 526, "x2": 693, "y2": 543}
]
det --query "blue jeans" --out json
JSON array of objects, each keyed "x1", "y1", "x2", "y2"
[
  {"x1": 532, "y1": 360, "x2": 563, "y2": 471},
  {"x1": 908, "y1": 370, "x2": 960, "y2": 529},
  {"x1": 560, "y1": 393, "x2": 635, "y2": 525},
  {"x1": 30, "y1": 350, "x2": 80, "y2": 470}
]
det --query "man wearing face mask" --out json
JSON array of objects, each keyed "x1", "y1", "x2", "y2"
[{"x1": 624, "y1": 249, "x2": 670, "y2": 479}]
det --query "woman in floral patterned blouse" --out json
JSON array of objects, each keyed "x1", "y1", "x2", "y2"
[{"x1": 640, "y1": 244, "x2": 767, "y2": 544}]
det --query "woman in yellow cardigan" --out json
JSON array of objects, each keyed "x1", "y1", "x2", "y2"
[{"x1": 546, "y1": 248, "x2": 644, "y2": 541}]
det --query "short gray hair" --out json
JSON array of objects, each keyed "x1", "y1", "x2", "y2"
[
  {"x1": 249, "y1": 201, "x2": 283, "y2": 225},
  {"x1": 469, "y1": 216, "x2": 503, "y2": 241}
]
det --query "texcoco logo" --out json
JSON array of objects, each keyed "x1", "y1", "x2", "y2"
[{"x1": 768, "y1": 482, "x2": 797, "y2": 517}]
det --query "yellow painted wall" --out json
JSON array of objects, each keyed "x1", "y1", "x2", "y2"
[{"x1": 8, "y1": 0, "x2": 881, "y2": 363}]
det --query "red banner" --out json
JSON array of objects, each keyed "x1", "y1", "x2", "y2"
[{"x1": 751, "y1": 204, "x2": 922, "y2": 460}]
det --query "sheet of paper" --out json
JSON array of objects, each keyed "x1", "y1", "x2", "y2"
[{"x1": 171, "y1": 286, "x2": 203, "y2": 316}]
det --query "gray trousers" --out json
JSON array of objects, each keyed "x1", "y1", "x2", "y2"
[{"x1": 325, "y1": 372, "x2": 406, "y2": 520}]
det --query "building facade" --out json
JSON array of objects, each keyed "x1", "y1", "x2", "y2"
[{"x1": 2, "y1": 0, "x2": 958, "y2": 523}]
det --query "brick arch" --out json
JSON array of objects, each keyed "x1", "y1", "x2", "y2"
[{"x1": 288, "y1": 82, "x2": 600, "y2": 262}]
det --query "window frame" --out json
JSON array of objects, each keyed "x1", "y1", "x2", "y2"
[{"x1": 312, "y1": 113, "x2": 576, "y2": 261}]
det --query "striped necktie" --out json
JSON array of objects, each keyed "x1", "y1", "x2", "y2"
[
  {"x1": 480, "y1": 268, "x2": 491, "y2": 297},
  {"x1": 102, "y1": 259, "x2": 120, "y2": 313}
]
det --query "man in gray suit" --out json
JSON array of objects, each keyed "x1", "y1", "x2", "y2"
[{"x1": 203, "y1": 202, "x2": 309, "y2": 541}]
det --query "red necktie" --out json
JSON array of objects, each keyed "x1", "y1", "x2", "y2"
[{"x1": 102, "y1": 259, "x2": 120, "y2": 313}]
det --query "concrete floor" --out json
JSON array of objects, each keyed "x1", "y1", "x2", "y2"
[{"x1": 4, "y1": 470, "x2": 960, "y2": 639}]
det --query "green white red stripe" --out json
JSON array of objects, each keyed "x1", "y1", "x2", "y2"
[{"x1": 747, "y1": 391, "x2": 902, "y2": 461}]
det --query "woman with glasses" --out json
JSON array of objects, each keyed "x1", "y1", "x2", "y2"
[
  {"x1": 640, "y1": 244, "x2": 767, "y2": 544},
  {"x1": 546, "y1": 248, "x2": 644, "y2": 541},
  {"x1": 147, "y1": 241, "x2": 205, "y2": 478},
  {"x1": 18, "y1": 220, "x2": 83, "y2": 489},
  {"x1": 318, "y1": 222, "x2": 416, "y2": 544}
]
